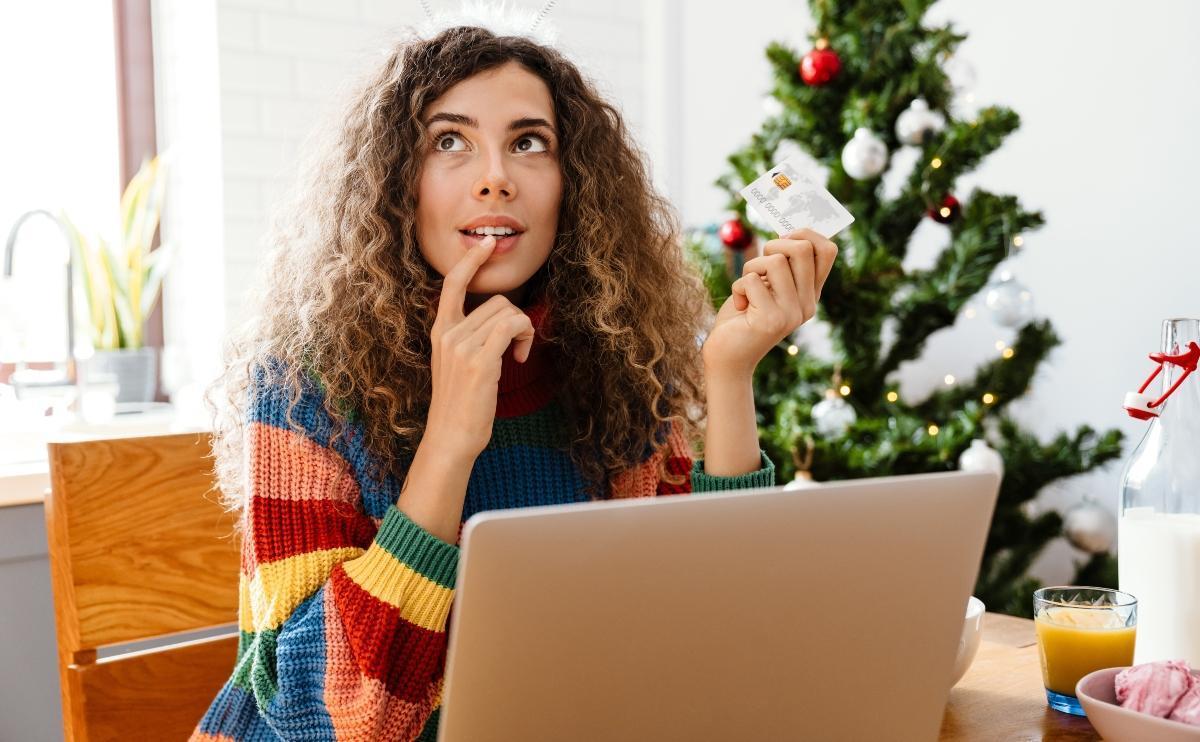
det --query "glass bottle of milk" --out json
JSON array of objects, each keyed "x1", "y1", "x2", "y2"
[{"x1": 1118, "y1": 317, "x2": 1200, "y2": 665}]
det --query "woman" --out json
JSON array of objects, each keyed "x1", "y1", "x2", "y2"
[{"x1": 192, "y1": 24, "x2": 837, "y2": 742}]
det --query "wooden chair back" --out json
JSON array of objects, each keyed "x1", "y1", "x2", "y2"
[{"x1": 44, "y1": 432, "x2": 240, "y2": 741}]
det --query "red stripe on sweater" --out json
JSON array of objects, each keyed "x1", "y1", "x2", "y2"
[
  {"x1": 656, "y1": 455, "x2": 693, "y2": 495},
  {"x1": 250, "y1": 496, "x2": 377, "y2": 565},
  {"x1": 496, "y1": 384, "x2": 557, "y2": 418},
  {"x1": 329, "y1": 566, "x2": 450, "y2": 702}
]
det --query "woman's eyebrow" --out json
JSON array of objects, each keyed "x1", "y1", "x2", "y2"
[{"x1": 425, "y1": 111, "x2": 556, "y2": 132}]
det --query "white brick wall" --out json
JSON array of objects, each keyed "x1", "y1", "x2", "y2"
[{"x1": 154, "y1": 0, "x2": 654, "y2": 386}]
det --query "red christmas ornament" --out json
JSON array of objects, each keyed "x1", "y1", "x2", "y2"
[
  {"x1": 928, "y1": 194, "x2": 961, "y2": 224},
  {"x1": 718, "y1": 218, "x2": 754, "y2": 252},
  {"x1": 799, "y1": 39, "x2": 841, "y2": 86}
]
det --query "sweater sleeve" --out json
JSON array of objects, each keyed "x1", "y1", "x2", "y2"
[
  {"x1": 611, "y1": 418, "x2": 775, "y2": 498},
  {"x1": 216, "y1": 369, "x2": 458, "y2": 741}
]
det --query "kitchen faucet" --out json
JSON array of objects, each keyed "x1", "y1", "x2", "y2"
[{"x1": 3, "y1": 209, "x2": 82, "y2": 394}]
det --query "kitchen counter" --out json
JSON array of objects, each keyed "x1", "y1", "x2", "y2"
[{"x1": 0, "y1": 404, "x2": 208, "y2": 507}]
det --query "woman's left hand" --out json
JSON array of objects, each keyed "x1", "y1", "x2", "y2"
[{"x1": 702, "y1": 227, "x2": 839, "y2": 379}]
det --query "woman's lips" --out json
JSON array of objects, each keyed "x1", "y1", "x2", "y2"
[{"x1": 459, "y1": 230, "x2": 521, "y2": 255}]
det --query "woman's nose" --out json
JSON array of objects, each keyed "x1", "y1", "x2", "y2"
[{"x1": 473, "y1": 152, "x2": 516, "y2": 200}]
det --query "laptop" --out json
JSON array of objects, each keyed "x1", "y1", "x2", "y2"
[{"x1": 437, "y1": 470, "x2": 1000, "y2": 742}]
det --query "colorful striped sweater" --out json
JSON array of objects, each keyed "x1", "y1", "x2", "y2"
[{"x1": 190, "y1": 298, "x2": 775, "y2": 742}]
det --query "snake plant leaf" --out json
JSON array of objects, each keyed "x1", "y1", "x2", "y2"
[
  {"x1": 63, "y1": 154, "x2": 172, "y2": 350},
  {"x1": 140, "y1": 240, "x2": 177, "y2": 319}
]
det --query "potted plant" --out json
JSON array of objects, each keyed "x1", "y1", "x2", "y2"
[{"x1": 63, "y1": 154, "x2": 177, "y2": 404}]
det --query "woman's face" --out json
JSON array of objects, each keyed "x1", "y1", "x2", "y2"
[{"x1": 416, "y1": 60, "x2": 563, "y2": 307}]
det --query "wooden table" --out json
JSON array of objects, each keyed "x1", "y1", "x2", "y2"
[{"x1": 940, "y1": 612, "x2": 1101, "y2": 740}]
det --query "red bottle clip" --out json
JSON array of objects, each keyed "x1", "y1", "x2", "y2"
[{"x1": 1123, "y1": 341, "x2": 1200, "y2": 420}]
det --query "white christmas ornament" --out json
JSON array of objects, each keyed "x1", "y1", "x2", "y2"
[
  {"x1": 812, "y1": 393, "x2": 857, "y2": 437},
  {"x1": 762, "y1": 95, "x2": 785, "y2": 118},
  {"x1": 784, "y1": 471, "x2": 823, "y2": 490},
  {"x1": 841, "y1": 128, "x2": 889, "y2": 180},
  {"x1": 958, "y1": 438, "x2": 1004, "y2": 478},
  {"x1": 1063, "y1": 498, "x2": 1117, "y2": 554},
  {"x1": 895, "y1": 98, "x2": 946, "y2": 146},
  {"x1": 984, "y1": 270, "x2": 1035, "y2": 328}
]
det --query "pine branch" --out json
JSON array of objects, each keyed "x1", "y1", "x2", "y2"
[
  {"x1": 873, "y1": 190, "x2": 1045, "y2": 386},
  {"x1": 914, "y1": 319, "x2": 1060, "y2": 420},
  {"x1": 996, "y1": 416, "x2": 1125, "y2": 498},
  {"x1": 1072, "y1": 552, "x2": 1119, "y2": 590},
  {"x1": 878, "y1": 106, "x2": 1022, "y2": 253}
]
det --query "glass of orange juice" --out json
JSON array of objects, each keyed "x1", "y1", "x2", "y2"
[{"x1": 1033, "y1": 586, "x2": 1138, "y2": 715}]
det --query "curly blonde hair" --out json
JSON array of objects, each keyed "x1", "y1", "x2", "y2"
[{"x1": 208, "y1": 26, "x2": 714, "y2": 515}]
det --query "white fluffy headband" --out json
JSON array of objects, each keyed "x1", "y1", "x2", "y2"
[{"x1": 416, "y1": 0, "x2": 560, "y2": 47}]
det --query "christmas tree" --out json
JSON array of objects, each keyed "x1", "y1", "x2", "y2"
[{"x1": 688, "y1": 0, "x2": 1124, "y2": 617}]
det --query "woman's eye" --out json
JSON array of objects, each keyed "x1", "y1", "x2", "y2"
[
  {"x1": 433, "y1": 132, "x2": 467, "y2": 152},
  {"x1": 515, "y1": 134, "x2": 549, "y2": 153},
  {"x1": 432, "y1": 131, "x2": 549, "y2": 154}
]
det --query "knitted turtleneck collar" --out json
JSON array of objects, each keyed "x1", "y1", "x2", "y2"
[{"x1": 495, "y1": 293, "x2": 559, "y2": 417}]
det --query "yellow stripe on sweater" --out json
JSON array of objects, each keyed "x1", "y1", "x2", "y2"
[
  {"x1": 244, "y1": 546, "x2": 365, "y2": 632},
  {"x1": 340, "y1": 542, "x2": 455, "y2": 633}
]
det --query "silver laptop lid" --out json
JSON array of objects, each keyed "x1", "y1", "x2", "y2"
[{"x1": 438, "y1": 470, "x2": 1000, "y2": 742}]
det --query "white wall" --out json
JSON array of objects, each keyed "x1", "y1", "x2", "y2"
[{"x1": 677, "y1": 0, "x2": 1200, "y2": 584}]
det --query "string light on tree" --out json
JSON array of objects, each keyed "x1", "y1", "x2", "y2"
[{"x1": 928, "y1": 194, "x2": 961, "y2": 224}]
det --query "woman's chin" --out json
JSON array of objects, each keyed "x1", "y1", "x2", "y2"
[{"x1": 465, "y1": 274, "x2": 529, "y2": 300}]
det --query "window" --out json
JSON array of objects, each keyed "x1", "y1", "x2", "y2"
[{"x1": 0, "y1": 3, "x2": 122, "y2": 367}]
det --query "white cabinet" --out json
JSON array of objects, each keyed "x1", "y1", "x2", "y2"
[{"x1": 0, "y1": 502, "x2": 63, "y2": 741}]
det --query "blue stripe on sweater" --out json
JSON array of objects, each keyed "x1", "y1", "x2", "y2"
[
  {"x1": 262, "y1": 587, "x2": 336, "y2": 739},
  {"x1": 196, "y1": 682, "x2": 286, "y2": 740},
  {"x1": 462, "y1": 444, "x2": 591, "y2": 521}
]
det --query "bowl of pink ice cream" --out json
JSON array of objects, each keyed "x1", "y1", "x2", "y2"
[{"x1": 1076, "y1": 660, "x2": 1200, "y2": 741}]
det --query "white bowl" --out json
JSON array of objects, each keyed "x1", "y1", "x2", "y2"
[
  {"x1": 951, "y1": 596, "x2": 986, "y2": 687},
  {"x1": 1077, "y1": 666, "x2": 1200, "y2": 742}
]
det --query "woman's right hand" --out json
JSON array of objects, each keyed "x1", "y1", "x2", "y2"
[{"x1": 425, "y1": 235, "x2": 536, "y2": 460}]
